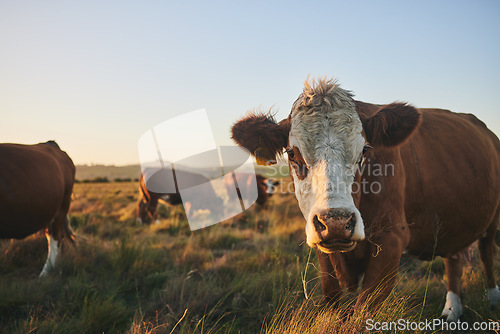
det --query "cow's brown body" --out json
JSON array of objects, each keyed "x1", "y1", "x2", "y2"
[
  {"x1": 0, "y1": 141, "x2": 75, "y2": 275},
  {"x1": 320, "y1": 104, "x2": 500, "y2": 308},
  {"x1": 402, "y1": 108, "x2": 499, "y2": 259},
  {"x1": 231, "y1": 78, "x2": 500, "y2": 320}
]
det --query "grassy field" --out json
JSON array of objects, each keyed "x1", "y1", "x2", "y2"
[{"x1": 1, "y1": 180, "x2": 500, "y2": 333}]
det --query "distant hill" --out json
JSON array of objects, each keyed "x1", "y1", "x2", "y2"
[
  {"x1": 75, "y1": 162, "x2": 289, "y2": 182},
  {"x1": 76, "y1": 164, "x2": 141, "y2": 181}
]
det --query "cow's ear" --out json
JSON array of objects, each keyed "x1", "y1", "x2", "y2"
[
  {"x1": 360, "y1": 102, "x2": 421, "y2": 147},
  {"x1": 231, "y1": 112, "x2": 290, "y2": 165}
]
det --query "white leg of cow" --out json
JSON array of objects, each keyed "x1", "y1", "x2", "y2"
[
  {"x1": 39, "y1": 233, "x2": 59, "y2": 277},
  {"x1": 487, "y1": 285, "x2": 500, "y2": 306},
  {"x1": 442, "y1": 254, "x2": 463, "y2": 321},
  {"x1": 441, "y1": 291, "x2": 463, "y2": 321}
]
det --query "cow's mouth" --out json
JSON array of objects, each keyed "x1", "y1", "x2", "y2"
[{"x1": 318, "y1": 239, "x2": 356, "y2": 253}]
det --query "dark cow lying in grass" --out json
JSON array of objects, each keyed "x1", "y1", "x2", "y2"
[
  {"x1": 0, "y1": 141, "x2": 75, "y2": 276},
  {"x1": 231, "y1": 77, "x2": 500, "y2": 321}
]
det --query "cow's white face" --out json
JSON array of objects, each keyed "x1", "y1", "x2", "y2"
[{"x1": 287, "y1": 81, "x2": 366, "y2": 253}]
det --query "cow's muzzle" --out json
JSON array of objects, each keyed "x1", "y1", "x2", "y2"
[{"x1": 313, "y1": 208, "x2": 358, "y2": 253}]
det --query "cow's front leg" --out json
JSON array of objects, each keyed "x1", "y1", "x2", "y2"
[
  {"x1": 354, "y1": 233, "x2": 404, "y2": 310},
  {"x1": 317, "y1": 249, "x2": 342, "y2": 304},
  {"x1": 146, "y1": 198, "x2": 159, "y2": 224},
  {"x1": 441, "y1": 253, "x2": 464, "y2": 321},
  {"x1": 317, "y1": 249, "x2": 362, "y2": 305}
]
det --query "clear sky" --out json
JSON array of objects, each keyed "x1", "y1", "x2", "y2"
[{"x1": 1, "y1": 0, "x2": 499, "y2": 165}]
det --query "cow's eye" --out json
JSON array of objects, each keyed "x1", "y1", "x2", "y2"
[
  {"x1": 286, "y1": 146, "x2": 308, "y2": 180},
  {"x1": 362, "y1": 145, "x2": 371, "y2": 156},
  {"x1": 359, "y1": 145, "x2": 372, "y2": 165}
]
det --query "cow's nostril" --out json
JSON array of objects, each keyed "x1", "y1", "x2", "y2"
[
  {"x1": 313, "y1": 215, "x2": 327, "y2": 232},
  {"x1": 345, "y1": 213, "x2": 356, "y2": 231}
]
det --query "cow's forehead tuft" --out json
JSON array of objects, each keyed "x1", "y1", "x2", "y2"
[
  {"x1": 289, "y1": 78, "x2": 363, "y2": 164},
  {"x1": 291, "y1": 78, "x2": 355, "y2": 117}
]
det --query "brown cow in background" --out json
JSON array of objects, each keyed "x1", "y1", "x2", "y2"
[
  {"x1": 223, "y1": 173, "x2": 279, "y2": 207},
  {"x1": 138, "y1": 171, "x2": 279, "y2": 224},
  {"x1": 0, "y1": 141, "x2": 75, "y2": 276},
  {"x1": 231, "y1": 77, "x2": 500, "y2": 321},
  {"x1": 137, "y1": 169, "x2": 223, "y2": 224}
]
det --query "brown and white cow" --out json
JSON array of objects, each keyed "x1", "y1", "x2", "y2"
[
  {"x1": 231, "y1": 78, "x2": 500, "y2": 321},
  {"x1": 0, "y1": 141, "x2": 75, "y2": 276},
  {"x1": 137, "y1": 172, "x2": 181, "y2": 224}
]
